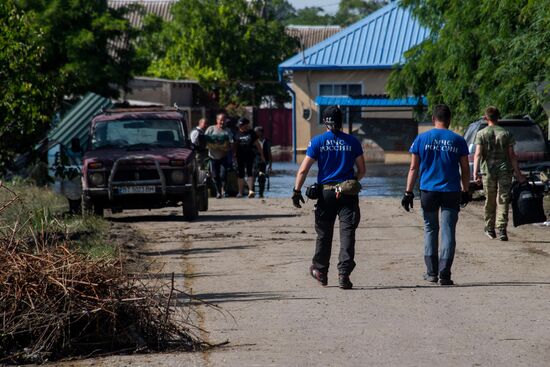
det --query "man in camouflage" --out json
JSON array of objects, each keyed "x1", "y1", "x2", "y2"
[{"x1": 473, "y1": 106, "x2": 526, "y2": 241}]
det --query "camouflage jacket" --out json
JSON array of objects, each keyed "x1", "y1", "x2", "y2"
[{"x1": 474, "y1": 125, "x2": 515, "y2": 174}]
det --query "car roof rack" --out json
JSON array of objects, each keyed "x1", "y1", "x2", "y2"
[{"x1": 101, "y1": 105, "x2": 182, "y2": 114}]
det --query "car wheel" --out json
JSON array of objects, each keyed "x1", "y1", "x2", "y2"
[
  {"x1": 93, "y1": 204, "x2": 104, "y2": 217},
  {"x1": 197, "y1": 184, "x2": 209, "y2": 211},
  {"x1": 183, "y1": 187, "x2": 198, "y2": 221},
  {"x1": 82, "y1": 196, "x2": 104, "y2": 217},
  {"x1": 68, "y1": 199, "x2": 82, "y2": 215}
]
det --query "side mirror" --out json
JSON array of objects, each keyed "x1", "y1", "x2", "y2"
[{"x1": 71, "y1": 137, "x2": 82, "y2": 152}]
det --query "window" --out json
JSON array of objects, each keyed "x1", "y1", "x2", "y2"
[
  {"x1": 91, "y1": 119, "x2": 185, "y2": 150},
  {"x1": 318, "y1": 83, "x2": 362, "y2": 127}
]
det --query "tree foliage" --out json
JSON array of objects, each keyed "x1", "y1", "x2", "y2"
[
  {"x1": 282, "y1": 1, "x2": 385, "y2": 26},
  {"x1": 388, "y1": 0, "x2": 550, "y2": 127},
  {"x1": 334, "y1": 0, "x2": 386, "y2": 26},
  {"x1": 284, "y1": 6, "x2": 335, "y2": 26},
  {"x1": 144, "y1": 0, "x2": 298, "y2": 107},
  {"x1": 0, "y1": 1, "x2": 57, "y2": 171},
  {"x1": 0, "y1": 0, "x2": 140, "y2": 171},
  {"x1": 15, "y1": 0, "x2": 140, "y2": 98}
]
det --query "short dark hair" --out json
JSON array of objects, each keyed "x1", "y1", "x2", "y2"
[
  {"x1": 237, "y1": 117, "x2": 250, "y2": 126},
  {"x1": 484, "y1": 106, "x2": 500, "y2": 122},
  {"x1": 432, "y1": 104, "x2": 451, "y2": 126},
  {"x1": 322, "y1": 105, "x2": 343, "y2": 130}
]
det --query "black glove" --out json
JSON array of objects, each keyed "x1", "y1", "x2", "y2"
[
  {"x1": 292, "y1": 189, "x2": 305, "y2": 208},
  {"x1": 401, "y1": 191, "x2": 414, "y2": 212},
  {"x1": 460, "y1": 191, "x2": 470, "y2": 208}
]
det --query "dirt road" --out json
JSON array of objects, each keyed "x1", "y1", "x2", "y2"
[{"x1": 62, "y1": 197, "x2": 550, "y2": 367}]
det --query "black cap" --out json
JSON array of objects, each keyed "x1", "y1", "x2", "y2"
[
  {"x1": 322, "y1": 106, "x2": 343, "y2": 130},
  {"x1": 237, "y1": 117, "x2": 250, "y2": 127}
]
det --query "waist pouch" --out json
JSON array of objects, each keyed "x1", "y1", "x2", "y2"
[
  {"x1": 323, "y1": 179, "x2": 362, "y2": 196},
  {"x1": 306, "y1": 183, "x2": 320, "y2": 199},
  {"x1": 339, "y1": 179, "x2": 362, "y2": 195}
]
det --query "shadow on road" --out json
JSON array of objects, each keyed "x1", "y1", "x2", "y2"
[
  {"x1": 134, "y1": 272, "x2": 224, "y2": 280},
  {"x1": 194, "y1": 213, "x2": 298, "y2": 222},
  {"x1": 174, "y1": 291, "x2": 318, "y2": 305},
  {"x1": 138, "y1": 244, "x2": 256, "y2": 257},
  {"x1": 108, "y1": 213, "x2": 298, "y2": 223},
  {"x1": 351, "y1": 281, "x2": 550, "y2": 290}
]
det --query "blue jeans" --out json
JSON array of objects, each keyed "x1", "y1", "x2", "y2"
[{"x1": 421, "y1": 191, "x2": 460, "y2": 280}]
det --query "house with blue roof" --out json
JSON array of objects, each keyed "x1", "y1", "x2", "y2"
[{"x1": 278, "y1": 0, "x2": 429, "y2": 161}]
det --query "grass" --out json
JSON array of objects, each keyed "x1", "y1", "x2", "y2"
[{"x1": 0, "y1": 178, "x2": 115, "y2": 258}]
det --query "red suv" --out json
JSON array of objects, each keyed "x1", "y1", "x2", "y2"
[{"x1": 81, "y1": 107, "x2": 208, "y2": 219}]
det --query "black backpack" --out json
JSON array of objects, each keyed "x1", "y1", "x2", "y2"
[{"x1": 511, "y1": 181, "x2": 547, "y2": 227}]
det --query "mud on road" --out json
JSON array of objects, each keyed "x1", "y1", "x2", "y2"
[{"x1": 58, "y1": 197, "x2": 550, "y2": 367}]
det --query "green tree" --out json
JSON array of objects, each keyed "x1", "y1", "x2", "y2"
[
  {"x1": 284, "y1": 6, "x2": 335, "y2": 25},
  {"x1": 145, "y1": 0, "x2": 298, "y2": 107},
  {"x1": 15, "y1": 0, "x2": 140, "y2": 98},
  {"x1": 265, "y1": 0, "x2": 296, "y2": 22},
  {"x1": 334, "y1": 0, "x2": 386, "y2": 26},
  {"x1": 0, "y1": 1, "x2": 57, "y2": 171},
  {"x1": 388, "y1": 0, "x2": 550, "y2": 127}
]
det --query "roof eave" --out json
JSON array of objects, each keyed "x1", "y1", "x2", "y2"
[{"x1": 278, "y1": 64, "x2": 398, "y2": 72}]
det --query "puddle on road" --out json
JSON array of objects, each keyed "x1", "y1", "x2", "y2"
[{"x1": 263, "y1": 162, "x2": 408, "y2": 198}]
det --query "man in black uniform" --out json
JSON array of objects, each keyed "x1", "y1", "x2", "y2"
[
  {"x1": 292, "y1": 106, "x2": 365, "y2": 289},
  {"x1": 254, "y1": 126, "x2": 272, "y2": 198},
  {"x1": 234, "y1": 117, "x2": 265, "y2": 198}
]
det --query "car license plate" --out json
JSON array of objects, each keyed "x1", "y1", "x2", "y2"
[{"x1": 118, "y1": 186, "x2": 156, "y2": 194}]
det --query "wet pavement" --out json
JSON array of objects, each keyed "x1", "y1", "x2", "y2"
[{"x1": 263, "y1": 162, "x2": 408, "y2": 198}]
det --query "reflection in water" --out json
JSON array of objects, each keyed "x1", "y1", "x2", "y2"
[{"x1": 264, "y1": 162, "x2": 408, "y2": 198}]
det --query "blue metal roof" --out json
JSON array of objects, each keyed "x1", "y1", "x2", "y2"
[
  {"x1": 279, "y1": 1, "x2": 429, "y2": 71},
  {"x1": 316, "y1": 95, "x2": 426, "y2": 107},
  {"x1": 48, "y1": 92, "x2": 113, "y2": 148}
]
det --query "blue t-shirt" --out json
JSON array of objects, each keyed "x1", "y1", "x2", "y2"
[
  {"x1": 306, "y1": 131, "x2": 363, "y2": 184},
  {"x1": 409, "y1": 128, "x2": 469, "y2": 192}
]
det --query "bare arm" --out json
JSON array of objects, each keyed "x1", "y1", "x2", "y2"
[
  {"x1": 459, "y1": 155, "x2": 470, "y2": 192},
  {"x1": 473, "y1": 144, "x2": 482, "y2": 184},
  {"x1": 405, "y1": 154, "x2": 420, "y2": 192},
  {"x1": 355, "y1": 155, "x2": 366, "y2": 181},
  {"x1": 508, "y1": 145, "x2": 526, "y2": 182},
  {"x1": 294, "y1": 156, "x2": 316, "y2": 191}
]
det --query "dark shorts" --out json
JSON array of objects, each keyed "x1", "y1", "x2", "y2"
[{"x1": 237, "y1": 154, "x2": 255, "y2": 178}]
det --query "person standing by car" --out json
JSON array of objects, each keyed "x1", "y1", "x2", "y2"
[
  {"x1": 190, "y1": 118, "x2": 209, "y2": 169},
  {"x1": 254, "y1": 126, "x2": 273, "y2": 198},
  {"x1": 473, "y1": 106, "x2": 526, "y2": 241},
  {"x1": 205, "y1": 113, "x2": 233, "y2": 199},
  {"x1": 292, "y1": 106, "x2": 365, "y2": 290},
  {"x1": 402, "y1": 104, "x2": 470, "y2": 286},
  {"x1": 234, "y1": 117, "x2": 265, "y2": 198}
]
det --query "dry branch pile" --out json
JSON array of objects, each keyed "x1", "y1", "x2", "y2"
[{"x1": 0, "y1": 183, "x2": 209, "y2": 364}]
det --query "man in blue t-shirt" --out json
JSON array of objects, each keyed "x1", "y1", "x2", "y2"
[
  {"x1": 402, "y1": 104, "x2": 470, "y2": 286},
  {"x1": 292, "y1": 106, "x2": 365, "y2": 289}
]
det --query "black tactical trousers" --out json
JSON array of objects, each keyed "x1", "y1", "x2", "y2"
[
  {"x1": 257, "y1": 161, "x2": 267, "y2": 195},
  {"x1": 313, "y1": 190, "x2": 361, "y2": 276}
]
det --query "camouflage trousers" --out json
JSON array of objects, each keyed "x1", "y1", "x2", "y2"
[{"x1": 482, "y1": 171, "x2": 513, "y2": 230}]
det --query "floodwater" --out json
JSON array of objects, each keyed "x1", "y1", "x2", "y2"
[{"x1": 263, "y1": 162, "x2": 408, "y2": 198}]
